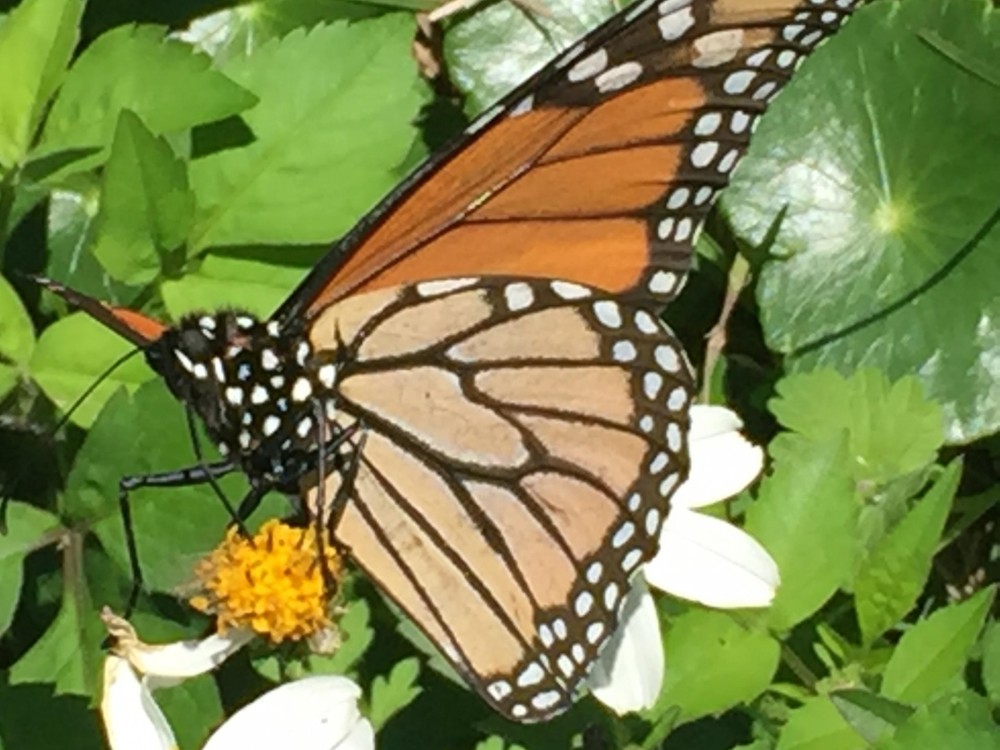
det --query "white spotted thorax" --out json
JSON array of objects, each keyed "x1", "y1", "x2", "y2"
[{"x1": 149, "y1": 311, "x2": 343, "y2": 484}]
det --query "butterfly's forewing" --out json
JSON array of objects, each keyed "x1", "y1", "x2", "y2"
[
  {"x1": 304, "y1": 277, "x2": 694, "y2": 720},
  {"x1": 278, "y1": 0, "x2": 861, "y2": 324}
]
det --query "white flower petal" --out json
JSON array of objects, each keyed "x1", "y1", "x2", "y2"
[
  {"x1": 671, "y1": 430, "x2": 763, "y2": 509},
  {"x1": 688, "y1": 404, "x2": 744, "y2": 440},
  {"x1": 101, "y1": 656, "x2": 176, "y2": 750},
  {"x1": 647, "y1": 508, "x2": 779, "y2": 608},
  {"x1": 131, "y1": 631, "x2": 254, "y2": 683},
  {"x1": 335, "y1": 717, "x2": 376, "y2": 750},
  {"x1": 587, "y1": 576, "x2": 663, "y2": 714},
  {"x1": 103, "y1": 608, "x2": 254, "y2": 682},
  {"x1": 204, "y1": 676, "x2": 372, "y2": 750}
]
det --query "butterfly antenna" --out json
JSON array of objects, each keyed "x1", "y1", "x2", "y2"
[{"x1": 0, "y1": 347, "x2": 144, "y2": 534}]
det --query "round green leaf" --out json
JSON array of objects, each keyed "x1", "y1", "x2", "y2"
[
  {"x1": 659, "y1": 609, "x2": 780, "y2": 721},
  {"x1": 29, "y1": 311, "x2": 156, "y2": 427},
  {"x1": 723, "y1": 0, "x2": 1000, "y2": 444}
]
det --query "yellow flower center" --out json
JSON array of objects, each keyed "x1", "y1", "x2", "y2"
[{"x1": 189, "y1": 520, "x2": 342, "y2": 643}]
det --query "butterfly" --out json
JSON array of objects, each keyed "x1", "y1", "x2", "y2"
[{"x1": 29, "y1": 0, "x2": 858, "y2": 723}]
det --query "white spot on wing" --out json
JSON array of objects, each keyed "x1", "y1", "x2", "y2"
[
  {"x1": 488, "y1": 681, "x2": 512, "y2": 700},
  {"x1": 635, "y1": 311, "x2": 658, "y2": 334},
  {"x1": 649, "y1": 270, "x2": 677, "y2": 294},
  {"x1": 690, "y1": 141, "x2": 719, "y2": 168},
  {"x1": 517, "y1": 662, "x2": 544, "y2": 687},
  {"x1": 416, "y1": 278, "x2": 478, "y2": 297},
  {"x1": 532, "y1": 690, "x2": 562, "y2": 710},
  {"x1": 723, "y1": 70, "x2": 755, "y2": 95},
  {"x1": 613, "y1": 340, "x2": 637, "y2": 362},
  {"x1": 694, "y1": 112, "x2": 721, "y2": 135},
  {"x1": 612, "y1": 522, "x2": 635, "y2": 548},
  {"x1": 656, "y1": 344, "x2": 680, "y2": 372},
  {"x1": 593, "y1": 300, "x2": 622, "y2": 328},
  {"x1": 595, "y1": 61, "x2": 643, "y2": 93},
  {"x1": 567, "y1": 48, "x2": 608, "y2": 82},
  {"x1": 644, "y1": 371, "x2": 664, "y2": 400},
  {"x1": 504, "y1": 282, "x2": 534, "y2": 311},
  {"x1": 692, "y1": 29, "x2": 745, "y2": 68},
  {"x1": 659, "y1": 6, "x2": 694, "y2": 41},
  {"x1": 586, "y1": 621, "x2": 605, "y2": 644},
  {"x1": 551, "y1": 280, "x2": 591, "y2": 299}
]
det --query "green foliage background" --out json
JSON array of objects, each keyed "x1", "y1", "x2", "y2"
[{"x1": 0, "y1": 0, "x2": 998, "y2": 747}]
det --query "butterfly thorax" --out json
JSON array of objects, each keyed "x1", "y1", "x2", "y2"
[{"x1": 146, "y1": 311, "x2": 343, "y2": 486}]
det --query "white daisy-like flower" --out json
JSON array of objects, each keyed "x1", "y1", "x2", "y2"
[
  {"x1": 588, "y1": 405, "x2": 779, "y2": 713},
  {"x1": 100, "y1": 612, "x2": 373, "y2": 750}
]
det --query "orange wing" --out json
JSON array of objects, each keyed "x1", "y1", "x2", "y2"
[
  {"x1": 276, "y1": 0, "x2": 860, "y2": 325},
  {"x1": 303, "y1": 276, "x2": 695, "y2": 720}
]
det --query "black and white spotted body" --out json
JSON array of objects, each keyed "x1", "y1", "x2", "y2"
[{"x1": 148, "y1": 312, "x2": 345, "y2": 487}]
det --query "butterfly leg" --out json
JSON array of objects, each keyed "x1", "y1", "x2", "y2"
[
  {"x1": 309, "y1": 410, "x2": 366, "y2": 598},
  {"x1": 117, "y1": 460, "x2": 236, "y2": 617},
  {"x1": 184, "y1": 407, "x2": 252, "y2": 537}
]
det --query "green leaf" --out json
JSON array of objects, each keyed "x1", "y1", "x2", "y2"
[
  {"x1": 91, "y1": 109, "x2": 194, "y2": 285},
  {"x1": 854, "y1": 460, "x2": 960, "y2": 644},
  {"x1": 776, "y1": 697, "x2": 865, "y2": 750},
  {"x1": 769, "y1": 370, "x2": 944, "y2": 486},
  {"x1": 0, "y1": 682, "x2": 97, "y2": 749},
  {"x1": 189, "y1": 15, "x2": 426, "y2": 250},
  {"x1": 0, "y1": 274, "x2": 35, "y2": 400},
  {"x1": 368, "y1": 656, "x2": 422, "y2": 730},
  {"x1": 0, "y1": 0, "x2": 82, "y2": 169},
  {"x1": 0, "y1": 501, "x2": 59, "y2": 635},
  {"x1": 306, "y1": 597, "x2": 374, "y2": 677},
  {"x1": 982, "y1": 620, "x2": 1000, "y2": 704},
  {"x1": 38, "y1": 24, "x2": 256, "y2": 173},
  {"x1": 874, "y1": 692, "x2": 999, "y2": 750},
  {"x1": 160, "y1": 248, "x2": 311, "y2": 319},
  {"x1": 157, "y1": 675, "x2": 224, "y2": 750},
  {"x1": 172, "y1": 0, "x2": 381, "y2": 67},
  {"x1": 29, "y1": 312, "x2": 156, "y2": 428},
  {"x1": 443, "y1": 0, "x2": 617, "y2": 114},
  {"x1": 745, "y1": 435, "x2": 859, "y2": 630},
  {"x1": 881, "y1": 585, "x2": 996, "y2": 703},
  {"x1": 829, "y1": 690, "x2": 914, "y2": 744},
  {"x1": 657, "y1": 609, "x2": 780, "y2": 721},
  {"x1": 723, "y1": 0, "x2": 1000, "y2": 444},
  {"x1": 8, "y1": 554, "x2": 104, "y2": 694}
]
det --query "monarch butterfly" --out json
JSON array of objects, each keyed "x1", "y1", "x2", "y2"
[{"x1": 27, "y1": 0, "x2": 857, "y2": 723}]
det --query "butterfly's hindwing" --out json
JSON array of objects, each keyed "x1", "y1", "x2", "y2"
[{"x1": 306, "y1": 277, "x2": 694, "y2": 720}]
